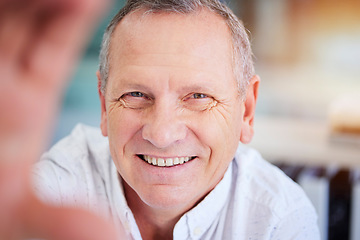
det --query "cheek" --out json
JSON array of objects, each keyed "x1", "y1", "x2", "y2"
[
  {"x1": 106, "y1": 109, "x2": 146, "y2": 187},
  {"x1": 184, "y1": 109, "x2": 240, "y2": 189},
  {"x1": 188, "y1": 106, "x2": 241, "y2": 161},
  {"x1": 199, "y1": 107, "x2": 240, "y2": 142},
  {"x1": 107, "y1": 108, "x2": 142, "y2": 158}
]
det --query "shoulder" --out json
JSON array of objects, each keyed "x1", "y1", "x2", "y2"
[
  {"x1": 43, "y1": 124, "x2": 108, "y2": 163},
  {"x1": 32, "y1": 124, "x2": 112, "y2": 206},
  {"x1": 233, "y1": 145, "x2": 312, "y2": 215},
  {"x1": 230, "y1": 145, "x2": 320, "y2": 238},
  {"x1": 36, "y1": 124, "x2": 110, "y2": 175}
]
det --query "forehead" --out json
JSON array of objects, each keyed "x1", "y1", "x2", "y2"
[{"x1": 109, "y1": 8, "x2": 233, "y2": 69}]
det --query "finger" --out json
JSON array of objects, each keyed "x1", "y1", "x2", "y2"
[
  {"x1": 0, "y1": 0, "x2": 60, "y2": 64},
  {"x1": 0, "y1": 1, "x2": 41, "y2": 74},
  {"x1": 19, "y1": 0, "x2": 111, "y2": 152},
  {"x1": 22, "y1": 0, "x2": 111, "y2": 158},
  {"x1": 0, "y1": 162, "x2": 33, "y2": 240},
  {"x1": 25, "y1": 197, "x2": 123, "y2": 240},
  {"x1": 0, "y1": 78, "x2": 58, "y2": 164},
  {"x1": 26, "y1": 0, "x2": 111, "y2": 89}
]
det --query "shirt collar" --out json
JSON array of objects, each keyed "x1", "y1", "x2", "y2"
[
  {"x1": 174, "y1": 161, "x2": 234, "y2": 239},
  {"x1": 110, "y1": 164, "x2": 142, "y2": 240}
]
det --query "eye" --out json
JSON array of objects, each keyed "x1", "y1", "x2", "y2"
[
  {"x1": 183, "y1": 92, "x2": 217, "y2": 111},
  {"x1": 117, "y1": 91, "x2": 147, "y2": 101},
  {"x1": 128, "y1": 92, "x2": 145, "y2": 98},
  {"x1": 117, "y1": 91, "x2": 153, "y2": 109},
  {"x1": 191, "y1": 93, "x2": 208, "y2": 99}
]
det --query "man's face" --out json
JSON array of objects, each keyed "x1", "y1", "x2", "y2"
[{"x1": 99, "y1": 9, "x2": 257, "y2": 212}]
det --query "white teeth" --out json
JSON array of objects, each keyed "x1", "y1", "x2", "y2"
[
  {"x1": 141, "y1": 155, "x2": 193, "y2": 167},
  {"x1": 165, "y1": 158, "x2": 173, "y2": 166},
  {"x1": 144, "y1": 155, "x2": 151, "y2": 164},
  {"x1": 151, "y1": 157, "x2": 157, "y2": 165},
  {"x1": 158, "y1": 158, "x2": 165, "y2": 167}
]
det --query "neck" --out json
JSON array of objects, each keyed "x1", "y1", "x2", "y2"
[{"x1": 123, "y1": 181, "x2": 186, "y2": 240}]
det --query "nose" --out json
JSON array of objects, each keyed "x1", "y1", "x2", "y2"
[{"x1": 141, "y1": 100, "x2": 187, "y2": 149}]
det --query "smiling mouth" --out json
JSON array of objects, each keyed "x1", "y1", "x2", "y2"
[{"x1": 137, "y1": 155, "x2": 197, "y2": 167}]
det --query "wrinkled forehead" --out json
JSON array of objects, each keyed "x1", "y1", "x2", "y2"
[{"x1": 108, "y1": 8, "x2": 233, "y2": 64}]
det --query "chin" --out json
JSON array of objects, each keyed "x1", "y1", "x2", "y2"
[{"x1": 137, "y1": 184, "x2": 200, "y2": 212}]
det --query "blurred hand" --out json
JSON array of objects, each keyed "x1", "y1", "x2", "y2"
[{"x1": 0, "y1": 0, "x2": 123, "y2": 239}]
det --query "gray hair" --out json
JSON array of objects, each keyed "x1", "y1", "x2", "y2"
[{"x1": 99, "y1": 0, "x2": 254, "y2": 98}]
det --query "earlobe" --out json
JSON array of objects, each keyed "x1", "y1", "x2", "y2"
[
  {"x1": 240, "y1": 75, "x2": 260, "y2": 144},
  {"x1": 97, "y1": 70, "x2": 108, "y2": 137}
]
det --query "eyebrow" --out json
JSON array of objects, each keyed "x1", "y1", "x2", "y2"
[
  {"x1": 119, "y1": 82, "x2": 151, "y2": 91},
  {"x1": 178, "y1": 84, "x2": 217, "y2": 95},
  {"x1": 108, "y1": 80, "x2": 152, "y2": 96}
]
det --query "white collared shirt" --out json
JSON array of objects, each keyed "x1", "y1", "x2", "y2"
[{"x1": 33, "y1": 124, "x2": 320, "y2": 240}]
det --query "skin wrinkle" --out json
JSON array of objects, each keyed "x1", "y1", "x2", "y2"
[
  {"x1": 118, "y1": 96, "x2": 153, "y2": 110},
  {"x1": 113, "y1": 53, "x2": 214, "y2": 70},
  {"x1": 106, "y1": 102, "x2": 118, "y2": 116},
  {"x1": 107, "y1": 11, "x2": 232, "y2": 86},
  {"x1": 206, "y1": 99, "x2": 218, "y2": 110},
  {"x1": 210, "y1": 97, "x2": 237, "y2": 125}
]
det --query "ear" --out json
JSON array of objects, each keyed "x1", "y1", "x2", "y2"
[
  {"x1": 97, "y1": 70, "x2": 108, "y2": 137},
  {"x1": 240, "y1": 75, "x2": 260, "y2": 144}
]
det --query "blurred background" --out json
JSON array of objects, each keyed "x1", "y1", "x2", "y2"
[{"x1": 54, "y1": 1, "x2": 360, "y2": 239}]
